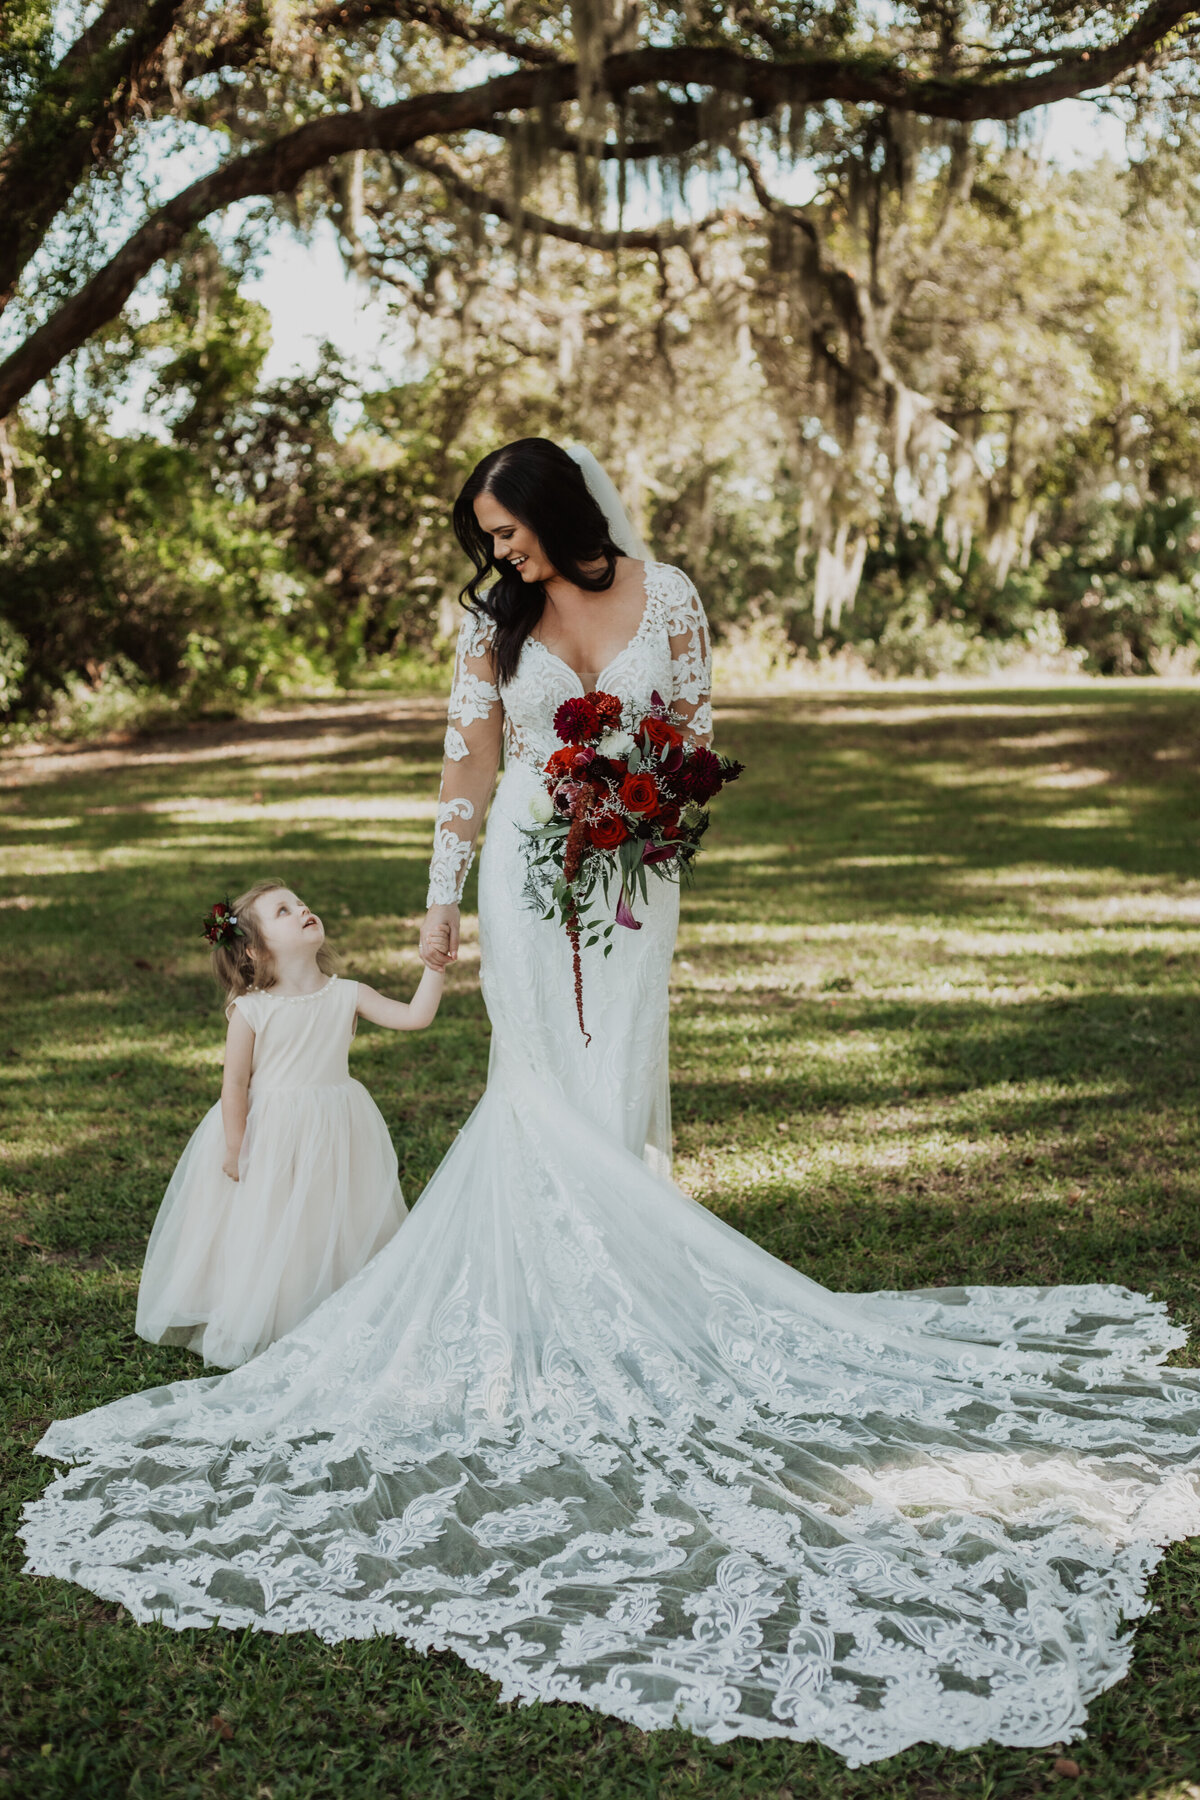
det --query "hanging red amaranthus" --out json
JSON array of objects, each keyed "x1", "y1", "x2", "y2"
[{"x1": 562, "y1": 784, "x2": 593, "y2": 1046}]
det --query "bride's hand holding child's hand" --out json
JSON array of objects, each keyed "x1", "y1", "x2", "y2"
[{"x1": 420, "y1": 905, "x2": 458, "y2": 972}]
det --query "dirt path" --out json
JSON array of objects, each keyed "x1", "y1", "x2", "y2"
[{"x1": 0, "y1": 694, "x2": 446, "y2": 789}]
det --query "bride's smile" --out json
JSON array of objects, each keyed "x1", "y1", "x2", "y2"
[{"x1": 473, "y1": 491, "x2": 550, "y2": 583}]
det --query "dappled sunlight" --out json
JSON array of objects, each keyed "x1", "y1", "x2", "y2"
[
  {"x1": 828, "y1": 853, "x2": 954, "y2": 869},
  {"x1": 94, "y1": 794, "x2": 443, "y2": 824},
  {"x1": 2, "y1": 685, "x2": 1197, "y2": 1291},
  {"x1": 1049, "y1": 891, "x2": 1200, "y2": 925},
  {"x1": 992, "y1": 729, "x2": 1097, "y2": 751},
  {"x1": 953, "y1": 866, "x2": 1117, "y2": 887},
  {"x1": 1041, "y1": 803, "x2": 1132, "y2": 829},
  {"x1": 4, "y1": 847, "x2": 105, "y2": 876},
  {"x1": 16, "y1": 1029, "x2": 225, "y2": 1070},
  {"x1": 679, "y1": 1125, "x2": 1008, "y2": 1200},
  {"x1": 791, "y1": 699, "x2": 1126, "y2": 727},
  {"x1": 1030, "y1": 765, "x2": 1113, "y2": 789},
  {"x1": 0, "y1": 696, "x2": 445, "y2": 788}
]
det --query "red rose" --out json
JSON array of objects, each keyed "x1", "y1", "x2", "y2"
[
  {"x1": 656, "y1": 804, "x2": 681, "y2": 838},
  {"x1": 585, "y1": 691, "x2": 623, "y2": 730},
  {"x1": 554, "y1": 697, "x2": 601, "y2": 744},
  {"x1": 589, "y1": 811, "x2": 629, "y2": 850},
  {"x1": 639, "y1": 715, "x2": 683, "y2": 752},
  {"x1": 620, "y1": 772, "x2": 659, "y2": 815}
]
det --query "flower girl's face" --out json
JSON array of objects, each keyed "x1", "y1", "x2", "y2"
[
  {"x1": 251, "y1": 889, "x2": 325, "y2": 963},
  {"x1": 474, "y1": 494, "x2": 553, "y2": 584}
]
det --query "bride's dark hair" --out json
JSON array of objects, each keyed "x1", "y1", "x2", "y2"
[{"x1": 452, "y1": 437, "x2": 624, "y2": 683}]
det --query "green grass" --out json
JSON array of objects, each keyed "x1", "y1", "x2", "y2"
[{"x1": 3, "y1": 683, "x2": 1200, "y2": 1800}]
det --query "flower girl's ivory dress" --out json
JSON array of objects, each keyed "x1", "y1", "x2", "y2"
[
  {"x1": 136, "y1": 975, "x2": 405, "y2": 1368},
  {"x1": 20, "y1": 564, "x2": 1200, "y2": 1767}
]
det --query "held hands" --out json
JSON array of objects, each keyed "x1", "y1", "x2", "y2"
[{"x1": 420, "y1": 905, "x2": 459, "y2": 972}]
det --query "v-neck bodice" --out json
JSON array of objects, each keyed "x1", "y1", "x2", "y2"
[
  {"x1": 525, "y1": 577, "x2": 654, "y2": 695},
  {"x1": 498, "y1": 561, "x2": 708, "y2": 774}
]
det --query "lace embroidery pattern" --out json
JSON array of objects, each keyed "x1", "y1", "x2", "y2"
[
  {"x1": 21, "y1": 1159, "x2": 1200, "y2": 1770},
  {"x1": 424, "y1": 611, "x2": 503, "y2": 906},
  {"x1": 428, "y1": 798, "x2": 476, "y2": 906},
  {"x1": 453, "y1": 670, "x2": 501, "y2": 728}
]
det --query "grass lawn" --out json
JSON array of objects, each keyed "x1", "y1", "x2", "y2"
[{"x1": 2, "y1": 682, "x2": 1199, "y2": 1800}]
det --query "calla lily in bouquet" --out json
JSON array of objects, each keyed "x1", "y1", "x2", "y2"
[{"x1": 523, "y1": 688, "x2": 743, "y2": 1040}]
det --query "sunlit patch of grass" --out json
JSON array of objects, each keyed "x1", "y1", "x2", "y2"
[{"x1": 1, "y1": 686, "x2": 1199, "y2": 1798}]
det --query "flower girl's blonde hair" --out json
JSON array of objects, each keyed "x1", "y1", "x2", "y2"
[{"x1": 211, "y1": 879, "x2": 339, "y2": 1009}]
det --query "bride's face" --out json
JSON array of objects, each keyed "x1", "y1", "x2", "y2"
[{"x1": 474, "y1": 493, "x2": 555, "y2": 584}]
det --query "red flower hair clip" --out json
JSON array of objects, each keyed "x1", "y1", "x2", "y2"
[{"x1": 202, "y1": 899, "x2": 244, "y2": 946}]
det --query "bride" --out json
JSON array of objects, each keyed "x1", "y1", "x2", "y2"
[{"x1": 21, "y1": 438, "x2": 1200, "y2": 1768}]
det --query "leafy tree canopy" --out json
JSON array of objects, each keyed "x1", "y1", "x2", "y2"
[
  {"x1": 1, "y1": 1, "x2": 1199, "y2": 415},
  {"x1": 4, "y1": 1, "x2": 1200, "y2": 722}
]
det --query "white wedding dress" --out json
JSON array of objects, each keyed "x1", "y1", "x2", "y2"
[{"x1": 20, "y1": 562, "x2": 1200, "y2": 1767}]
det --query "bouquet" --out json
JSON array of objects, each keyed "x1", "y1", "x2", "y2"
[{"x1": 523, "y1": 688, "x2": 743, "y2": 1040}]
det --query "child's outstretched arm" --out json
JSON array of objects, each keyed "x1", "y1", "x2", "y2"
[
  {"x1": 356, "y1": 965, "x2": 445, "y2": 1033},
  {"x1": 220, "y1": 1009, "x2": 255, "y2": 1181}
]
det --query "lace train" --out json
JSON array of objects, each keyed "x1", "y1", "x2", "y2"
[{"x1": 20, "y1": 1038, "x2": 1200, "y2": 1766}]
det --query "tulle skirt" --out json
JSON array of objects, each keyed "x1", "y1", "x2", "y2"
[{"x1": 135, "y1": 1080, "x2": 406, "y2": 1368}]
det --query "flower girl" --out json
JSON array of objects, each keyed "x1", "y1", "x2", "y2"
[{"x1": 135, "y1": 879, "x2": 447, "y2": 1369}]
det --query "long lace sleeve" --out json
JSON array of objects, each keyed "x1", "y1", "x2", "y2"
[
  {"x1": 426, "y1": 610, "x2": 503, "y2": 906},
  {"x1": 664, "y1": 568, "x2": 713, "y2": 747}
]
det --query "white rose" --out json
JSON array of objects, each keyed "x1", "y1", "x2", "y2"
[
  {"x1": 528, "y1": 788, "x2": 555, "y2": 824},
  {"x1": 597, "y1": 730, "x2": 635, "y2": 758}
]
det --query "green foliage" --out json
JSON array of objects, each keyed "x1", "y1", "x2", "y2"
[
  {"x1": 0, "y1": 0, "x2": 53, "y2": 127},
  {"x1": 1038, "y1": 497, "x2": 1200, "y2": 675},
  {"x1": 0, "y1": 615, "x2": 28, "y2": 709},
  {"x1": 0, "y1": 414, "x2": 335, "y2": 716},
  {"x1": 825, "y1": 501, "x2": 1200, "y2": 678},
  {"x1": 0, "y1": 242, "x2": 482, "y2": 727},
  {"x1": 8, "y1": 128, "x2": 1200, "y2": 723}
]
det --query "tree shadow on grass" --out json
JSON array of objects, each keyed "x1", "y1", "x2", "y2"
[
  {"x1": 673, "y1": 987, "x2": 1200, "y2": 1110},
  {"x1": 702, "y1": 689, "x2": 1200, "y2": 916}
]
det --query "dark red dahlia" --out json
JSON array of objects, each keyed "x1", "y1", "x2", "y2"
[
  {"x1": 679, "y1": 746, "x2": 724, "y2": 804},
  {"x1": 554, "y1": 697, "x2": 601, "y2": 744}
]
